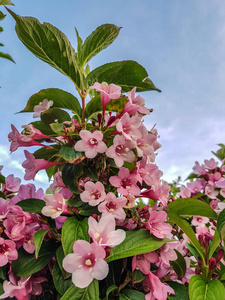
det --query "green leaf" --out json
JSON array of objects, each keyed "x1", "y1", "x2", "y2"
[
  {"x1": 12, "y1": 242, "x2": 57, "y2": 276},
  {"x1": 168, "y1": 198, "x2": 217, "y2": 220},
  {"x1": 132, "y1": 269, "x2": 146, "y2": 283},
  {"x1": 61, "y1": 217, "x2": 89, "y2": 256},
  {"x1": 167, "y1": 281, "x2": 189, "y2": 300},
  {"x1": 85, "y1": 60, "x2": 161, "y2": 92},
  {"x1": 34, "y1": 229, "x2": 49, "y2": 259},
  {"x1": 167, "y1": 211, "x2": 204, "y2": 261},
  {"x1": 170, "y1": 250, "x2": 186, "y2": 280},
  {"x1": 217, "y1": 209, "x2": 225, "y2": 240},
  {"x1": 83, "y1": 166, "x2": 98, "y2": 181},
  {"x1": 0, "y1": 0, "x2": 14, "y2": 4},
  {"x1": 0, "y1": 51, "x2": 14, "y2": 62},
  {"x1": 41, "y1": 107, "x2": 71, "y2": 126},
  {"x1": 33, "y1": 145, "x2": 60, "y2": 161},
  {"x1": 0, "y1": 174, "x2": 5, "y2": 184},
  {"x1": 7, "y1": 9, "x2": 81, "y2": 88},
  {"x1": 52, "y1": 261, "x2": 71, "y2": 295},
  {"x1": 21, "y1": 88, "x2": 82, "y2": 120},
  {"x1": 16, "y1": 198, "x2": 45, "y2": 214},
  {"x1": 106, "y1": 285, "x2": 118, "y2": 298},
  {"x1": 106, "y1": 96, "x2": 128, "y2": 114},
  {"x1": 61, "y1": 279, "x2": 99, "y2": 300},
  {"x1": 59, "y1": 144, "x2": 77, "y2": 162},
  {"x1": 106, "y1": 229, "x2": 168, "y2": 263},
  {"x1": 208, "y1": 229, "x2": 221, "y2": 258},
  {"x1": 29, "y1": 120, "x2": 55, "y2": 136},
  {"x1": 212, "y1": 144, "x2": 225, "y2": 161},
  {"x1": 189, "y1": 275, "x2": 225, "y2": 300},
  {"x1": 68, "y1": 196, "x2": 99, "y2": 216},
  {"x1": 119, "y1": 289, "x2": 145, "y2": 300},
  {"x1": 0, "y1": 11, "x2": 6, "y2": 21},
  {"x1": 62, "y1": 163, "x2": 84, "y2": 193},
  {"x1": 79, "y1": 24, "x2": 121, "y2": 68},
  {"x1": 85, "y1": 95, "x2": 102, "y2": 120}
]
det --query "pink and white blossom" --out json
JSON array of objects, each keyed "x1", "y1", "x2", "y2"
[
  {"x1": 116, "y1": 112, "x2": 142, "y2": 141},
  {"x1": 80, "y1": 181, "x2": 106, "y2": 206},
  {"x1": 63, "y1": 240, "x2": 109, "y2": 288},
  {"x1": 132, "y1": 251, "x2": 159, "y2": 274},
  {"x1": 0, "y1": 238, "x2": 18, "y2": 266},
  {"x1": 123, "y1": 87, "x2": 150, "y2": 115},
  {"x1": 42, "y1": 192, "x2": 67, "y2": 219},
  {"x1": 144, "y1": 210, "x2": 172, "y2": 239},
  {"x1": 33, "y1": 98, "x2": 53, "y2": 118},
  {"x1": 98, "y1": 192, "x2": 127, "y2": 220}
]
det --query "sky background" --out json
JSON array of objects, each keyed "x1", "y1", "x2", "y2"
[{"x1": 0, "y1": 0, "x2": 225, "y2": 189}]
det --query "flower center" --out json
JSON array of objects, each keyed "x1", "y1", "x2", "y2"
[
  {"x1": 91, "y1": 189, "x2": 101, "y2": 200},
  {"x1": 88, "y1": 138, "x2": 98, "y2": 147}
]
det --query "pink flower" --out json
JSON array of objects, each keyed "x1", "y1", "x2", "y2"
[
  {"x1": 192, "y1": 161, "x2": 206, "y2": 175},
  {"x1": 144, "y1": 271, "x2": 175, "y2": 300},
  {"x1": 186, "y1": 179, "x2": 205, "y2": 194},
  {"x1": 116, "y1": 112, "x2": 142, "y2": 141},
  {"x1": 63, "y1": 240, "x2": 109, "y2": 288},
  {"x1": 109, "y1": 167, "x2": 141, "y2": 196},
  {"x1": 22, "y1": 150, "x2": 64, "y2": 180},
  {"x1": 144, "y1": 210, "x2": 172, "y2": 239},
  {"x1": 135, "y1": 126, "x2": 158, "y2": 159},
  {"x1": 49, "y1": 170, "x2": 73, "y2": 199},
  {"x1": 90, "y1": 82, "x2": 121, "y2": 117},
  {"x1": 132, "y1": 251, "x2": 159, "y2": 274},
  {"x1": 12, "y1": 183, "x2": 44, "y2": 204},
  {"x1": 21, "y1": 124, "x2": 51, "y2": 140},
  {"x1": 177, "y1": 186, "x2": 191, "y2": 198},
  {"x1": 159, "y1": 242, "x2": 178, "y2": 266},
  {"x1": 106, "y1": 135, "x2": 136, "y2": 167},
  {"x1": 123, "y1": 87, "x2": 150, "y2": 115},
  {"x1": 80, "y1": 181, "x2": 106, "y2": 206},
  {"x1": 0, "y1": 238, "x2": 18, "y2": 266},
  {"x1": 88, "y1": 215, "x2": 126, "y2": 248},
  {"x1": 33, "y1": 98, "x2": 53, "y2": 118},
  {"x1": 0, "y1": 198, "x2": 12, "y2": 219},
  {"x1": 98, "y1": 192, "x2": 127, "y2": 220},
  {"x1": 191, "y1": 216, "x2": 209, "y2": 227},
  {"x1": 42, "y1": 192, "x2": 67, "y2": 219},
  {"x1": 205, "y1": 184, "x2": 218, "y2": 199},
  {"x1": 204, "y1": 158, "x2": 218, "y2": 170},
  {"x1": 2, "y1": 174, "x2": 21, "y2": 193},
  {"x1": 75, "y1": 130, "x2": 107, "y2": 158}
]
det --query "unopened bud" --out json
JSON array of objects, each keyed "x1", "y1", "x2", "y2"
[
  {"x1": 209, "y1": 257, "x2": 217, "y2": 270},
  {"x1": 216, "y1": 249, "x2": 224, "y2": 263}
]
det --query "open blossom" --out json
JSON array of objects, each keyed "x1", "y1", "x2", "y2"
[
  {"x1": 116, "y1": 112, "x2": 142, "y2": 141},
  {"x1": 80, "y1": 181, "x2": 106, "y2": 206},
  {"x1": 191, "y1": 216, "x2": 209, "y2": 227},
  {"x1": 192, "y1": 161, "x2": 206, "y2": 175},
  {"x1": 63, "y1": 240, "x2": 108, "y2": 288},
  {"x1": 98, "y1": 192, "x2": 127, "y2": 220},
  {"x1": 0, "y1": 238, "x2": 18, "y2": 267},
  {"x1": 159, "y1": 242, "x2": 178, "y2": 266},
  {"x1": 42, "y1": 192, "x2": 67, "y2": 219},
  {"x1": 123, "y1": 87, "x2": 150, "y2": 115},
  {"x1": 21, "y1": 124, "x2": 51, "y2": 140},
  {"x1": 0, "y1": 198, "x2": 12, "y2": 219},
  {"x1": 75, "y1": 130, "x2": 107, "y2": 158},
  {"x1": 49, "y1": 170, "x2": 73, "y2": 199},
  {"x1": 2, "y1": 174, "x2": 21, "y2": 193},
  {"x1": 132, "y1": 251, "x2": 159, "y2": 274},
  {"x1": 106, "y1": 135, "x2": 136, "y2": 167},
  {"x1": 33, "y1": 98, "x2": 53, "y2": 118},
  {"x1": 22, "y1": 150, "x2": 64, "y2": 180},
  {"x1": 144, "y1": 210, "x2": 172, "y2": 239},
  {"x1": 12, "y1": 183, "x2": 44, "y2": 204},
  {"x1": 204, "y1": 158, "x2": 218, "y2": 170},
  {"x1": 88, "y1": 215, "x2": 126, "y2": 248}
]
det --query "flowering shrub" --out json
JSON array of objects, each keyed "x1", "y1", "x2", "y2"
[{"x1": 0, "y1": 8, "x2": 225, "y2": 300}]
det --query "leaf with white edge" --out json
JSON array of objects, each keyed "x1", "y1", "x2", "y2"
[
  {"x1": 79, "y1": 24, "x2": 121, "y2": 68},
  {"x1": 168, "y1": 198, "x2": 217, "y2": 220},
  {"x1": 61, "y1": 217, "x2": 89, "y2": 256},
  {"x1": 208, "y1": 229, "x2": 221, "y2": 258},
  {"x1": 189, "y1": 275, "x2": 225, "y2": 300},
  {"x1": 21, "y1": 88, "x2": 82, "y2": 120},
  {"x1": 16, "y1": 198, "x2": 45, "y2": 214},
  {"x1": 169, "y1": 250, "x2": 186, "y2": 280},
  {"x1": 61, "y1": 279, "x2": 99, "y2": 300},
  {"x1": 106, "y1": 229, "x2": 168, "y2": 263},
  {"x1": 217, "y1": 209, "x2": 225, "y2": 240},
  {"x1": 34, "y1": 229, "x2": 49, "y2": 259},
  {"x1": 85, "y1": 60, "x2": 161, "y2": 92},
  {"x1": 6, "y1": 9, "x2": 81, "y2": 88},
  {"x1": 12, "y1": 242, "x2": 57, "y2": 276},
  {"x1": 167, "y1": 281, "x2": 189, "y2": 300},
  {"x1": 119, "y1": 289, "x2": 145, "y2": 300},
  {"x1": 167, "y1": 211, "x2": 204, "y2": 261}
]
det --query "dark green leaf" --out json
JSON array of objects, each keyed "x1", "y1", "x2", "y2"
[
  {"x1": 41, "y1": 108, "x2": 71, "y2": 126},
  {"x1": 29, "y1": 120, "x2": 55, "y2": 136},
  {"x1": 85, "y1": 60, "x2": 160, "y2": 92},
  {"x1": 62, "y1": 163, "x2": 84, "y2": 193},
  {"x1": 0, "y1": 0, "x2": 14, "y2": 5},
  {"x1": 59, "y1": 144, "x2": 77, "y2": 162},
  {"x1": 208, "y1": 229, "x2": 221, "y2": 258},
  {"x1": 107, "y1": 229, "x2": 168, "y2": 263},
  {"x1": 0, "y1": 11, "x2": 6, "y2": 21},
  {"x1": 34, "y1": 229, "x2": 49, "y2": 259},
  {"x1": 83, "y1": 166, "x2": 98, "y2": 181},
  {"x1": 16, "y1": 198, "x2": 45, "y2": 214},
  {"x1": 170, "y1": 250, "x2": 186, "y2": 280},
  {"x1": 7, "y1": 9, "x2": 81, "y2": 88},
  {"x1": 0, "y1": 174, "x2": 5, "y2": 184},
  {"x1": 12, "y1": 242, "x2": 57, "y2": 276},
  {"x1": 106, "y1": 96, "x2": 128, "y2": 114},
  {"x1": 217, "y1": 209, "x2": 225, "y2": 240},
  {"x1": 168, "y1": 198, "x2": 217, "y2": 220},
  {"x1": 21, "y1": 88, "x2": 82, "y2": 120},
  {"x1": 33, "y1": 145, "x2": 60, "y2": 161},
  {"x1": 0, "y1": 267, "x2": 6, "y2": 280},
  {"x1": 132, "y1": 269, "x2": 145, "y2": 283},
  {"x1": 80, "y1": 24, "x2": 121, "y2": 68},
  {"x1": 61, "y1": 279, "x2": 99, "y2": 300},
  {"x1": 52, "y1": 261, "x2": 71, "y2": 295},
  {"x1": 0, "y1": 51, "x2": 14, "y2": 62},
  {"x1": 167, "y1": 281, "x2": 189, "y2": 300},
  {"x1": 189, "y1": 275, "x2": 225, "y2": 300},
  {"x1": 68, "y1": 196, "x2": 99, "y2": 216},
  {"x1": 106, "y1": 285, "x2": 118, "y2": 298},
  {"x1": 119, "y1": 289, "x2": 145, "y2": 300},
  {"x1": 85, "y1": 95, "x2": 102, "y2": 120},
  {"x1": 61, "y1": 217, "x2": 89, "y2": 256}
]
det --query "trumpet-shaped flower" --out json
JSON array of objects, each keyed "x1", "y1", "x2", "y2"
[
  {"x1": 116, "y1": 112, "x2": 142, "y2": 141},
  {"x1": 0, "y1": 238, "x2": 18, "y2": 267},
  {"x1": 144, "y1": 210, "x2": 172, "y2": 239},
  {"x1": 98, "y1": 192, "x2": 127, "y2": 220},
  {"x1": 123, "y1": 87, "x2": 150, "y2": 115},
  {"x1": 80, "y1": 181, "x2": 106, "y2": 206},
  {"x1": 42, "y1": 192, "x2": 67, "y2": 219},
  {"x1": 132, "y1": 251, "x2": 159, "y2": 274},
  {"x1": 75, "y1": 130, "x2": 107, "y2": 158},
  {"x1": 63, "y1": 240, "x2": 109, "y2": 288},
  {"x1": 88, "y1": 215, "x2": 126, "y2": 248}
]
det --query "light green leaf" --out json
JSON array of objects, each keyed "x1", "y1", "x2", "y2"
[
  {"x1": 0, "y1": 0, "x2": 14, "y2": 5},
  {"x1": 21, "y1": 88, "x2": 82, "y2": 120},
  {"x1": 16, "y1": 198, "x2": 45, "y2": 214},
  {"x1": 168, "y1": 198, "x2": 217, "y2": 220},
  {"x1": 189, "y1": 275, "x2": 225, "y2": 300},
  {"x1": 0, "y1": 51, "x2": 14, "y2": 62},
  {"x1": 106, "y1": 229, "x2": 168, "y2": 263},
  {"x1": 167, "y1": 211, "x2": 204, "y2": 261},
  {"x1": 0, "y1": 11, "x2": 6, "y2": 21},
  {"x1": 217, "y1": 209, "x2": 225, "y2": 240},
  {"x1": 79, "y1": 24, "x2": 121, "y2": 69},
  {"x1": 85, "y1": 60, "x2": 161, "y2": 92},
  {"x1": 208, "y1": 229, "x2": 221, "y2": 258},
  {"x1": 61, "y1": 217, "x2": 89, "y2": 256},
  {"x1": 61, "y1": 279, "x2": 99, "y2": 300},
  {"x1": 59, "y1": 144, "x2": 78, "y2": 162},
  {"x1": 212, "y1": 144, "x2": 225, "y2": 161},
  {"x1": 34, "y1": 229, "x2": 49, "y2": 259},
  {"x1": 7, "y1": 9, "x2": 81, "y2": 88},
  {"x1": 12, "y1": 242, "x2": 57, "y2": 276}
]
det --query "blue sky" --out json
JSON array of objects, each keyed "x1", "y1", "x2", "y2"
[{"x1": 0, "y1": 0, "x2": 225, "y2": 188}]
